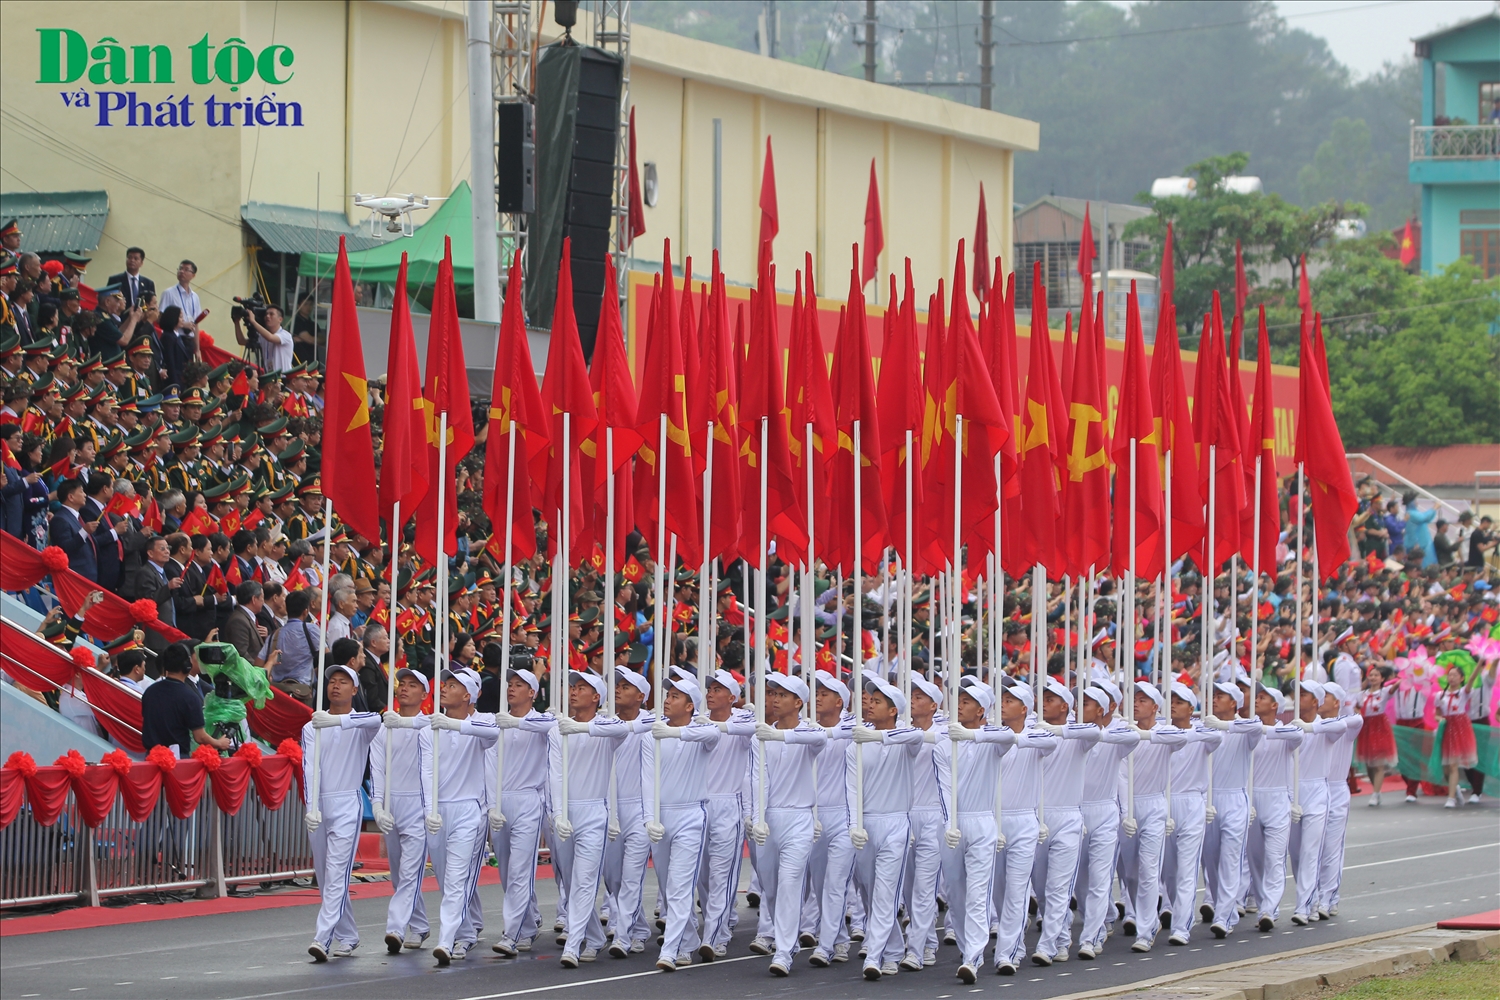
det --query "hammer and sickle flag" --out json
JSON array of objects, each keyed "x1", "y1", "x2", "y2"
[{"x1": 323, "y1": 236, "x2": 380, "y2": 544}]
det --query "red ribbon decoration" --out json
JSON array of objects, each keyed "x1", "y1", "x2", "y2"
[{"x1": 0, "y1": 533, "x2": 188, "y2": 643}]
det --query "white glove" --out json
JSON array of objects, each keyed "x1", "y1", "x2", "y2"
[
  {"x1": 948, "y1": 725, "x2": 976, "y2": 742},
  {"x1": 557, "y1": 717, "x2": 591, "y2": 736},
  {"x1": 425, "y1": 812, "x2": 443, "y2": 834},
  {"x1": 382, "y1": 710, "x2": 412, "y2": 729},
  {"x1": 692, "y1": 713, "x2": 713, "y2": 726},
  {"x1": 750, "y1": 821, "x2": 769, "y2": 845},
  {"x1": 608, "y1": 819, "x2": 620, "y2": 841},
  {"x1": 1204, "y1": 804, "x2": 1218, "y2": 824},
  {"x1": 373, "y1": 806, "x2": 394, "y2": 835},
  {"x1": 813, "y1": 819, "x2": 824, "y2": 840},
  {"x1": 1037, "y1": 822, "x2": 1050, "y2": 844},
  {"x1": 646, "y1": 820, "x2": 665, "y2": 843},
  {"x1": 488, "y1": 807, "x2": 507, "y2": 831},
  {"x1": 1123, "y1": 816, "x2": 1139, "y2": 837},
  {"x1": 851, "y1": 725, "x2": 883, "y2": 744},
  {"x1": 1248, "y1": 806, "x2": 1257, "y2": 823},
  {"x1": 1204, "y1": 715, "x2": 1231, "y2": 730},
  {"x1": 995, "y1": 833, "x2": 1008, "y2": 851},
  {"x1": 1038, "y1": 721, "x2": 1065, "y2": 735},
  {"x1": 1165, "y1": 817, "x2": 1176, "y2": 835},
  {"x1": 1291, "y1": 804, "x2": 1304, "y2": 823},
  {"x1": 554, "y1": 818, "x2": 574, "y2": 840},
  {"x1": 850, "y1": 828, "x2": 869, "y2": 849},
  {"x1": 310, "y1": 710, "x2": 340, "y2": 730},
  {"x1": 1294, "y1": 718, "x2": 1314, "y2": 732},
  {"x1": 651, "y1": 721, "x2": 681, "y2": 740},
  {"x1": 494, "y1": 712, "x2": 523, "y2": 730},
  {"x1": 755, "y1": 721, "x2": 785, "y2": 742},
  {"x1": 944, "y1": 827, "x2": 962, "y2": 849},
  {"x1": 430, "y1": 713, "x2": 461, "y2": 732},
  {"x1": 304, "y1": 809, "x2": 323, "y2": 832}
]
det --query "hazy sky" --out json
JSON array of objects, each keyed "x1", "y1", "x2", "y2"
[{"x1": 1106, "y1": 0, "x2": 1496, "y2": 78}]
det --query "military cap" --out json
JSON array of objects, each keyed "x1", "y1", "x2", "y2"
[
  {"x1": 168, "y1": 426, "x2": 199, "y2": 447},
  {"x1": 62, "y1": 252, "x2": 91, "y2": 268},
  {"x1": 257, "y1": 415, "x2": 288, "y2": 436},
  {"x1": 159, "y1": 387, "x2": 181, "y2": 405},
  {"x1": 181, "y1": 386, "x2": 207, "y2": 406},
  {"x1": 296, "y1": 475, "x2": 322, "y2": 496},
  {"x1": 277, "y1": 440, "x2": 306, "y2": 464},
  {"x1": 203, "y1": 480, "x2": 233, "y2": 500}
]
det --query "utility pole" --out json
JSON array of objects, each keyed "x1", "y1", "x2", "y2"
[
  {"x1": 979, "y1": 0, "x2": 994, "y2": 110},
  {"x1": 465, "y1": 1, "x2": 500, "y2": 324},
  {"x1": 768, "y1": 0, "x2": 778, "y2": 59},
  {"x1": 863, "y1": 0, "x2": 877, "y2": 82}
]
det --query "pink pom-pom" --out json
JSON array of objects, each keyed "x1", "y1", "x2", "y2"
[{"x1": 5, "y1": 751, "x2": 38, "y2": 778}]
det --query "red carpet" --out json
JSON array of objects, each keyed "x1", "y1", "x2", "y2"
[{"x1": 1437, "y1": 909, "x2": 1500, "y2": 930}]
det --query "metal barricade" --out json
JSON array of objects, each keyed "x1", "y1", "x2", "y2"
[{"x1": 2, "y1": 787, "x2": 314, "y2": 909}]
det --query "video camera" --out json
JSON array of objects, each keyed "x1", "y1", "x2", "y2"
[
  {"x1": 230, "y1": 292, "x2": 270, "y2": 327},
  {"x1": 195, "y1": 640, "x2": 273, "y2": 751}
]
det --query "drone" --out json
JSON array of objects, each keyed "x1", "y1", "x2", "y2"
[{"x1": 352, "y1": 193, "x2": 440, "y2": 238}]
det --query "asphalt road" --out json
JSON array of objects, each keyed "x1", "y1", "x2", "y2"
[{"x1": 3, "y1": 794, "x2": 1496, "y2": 1000}]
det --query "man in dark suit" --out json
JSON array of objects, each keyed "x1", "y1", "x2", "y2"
[
  {"x1": 135, "y1": 536, "x2": 179, "y2": 657},
  {"x1": 178, "y1": 534, "x2": 229, "y2": 639},
  {"x1": 222, "y1": 579, "x2": 269, "y2": 665},
  {"x1": 50, "y1": 478, "x2": 115, "y2": 582},
  {"x1": 107, "y1": 247, "x2": 155, "y2": 311}
]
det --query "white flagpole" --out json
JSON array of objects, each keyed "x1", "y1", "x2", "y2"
[
  {"x1": 1205, "y1": 444, "x2": 1217, "y2": 810},
  {"x1": 605, "y1": 425, "x2": 618, "y2": 838},
  {"x1": 1247, "y1": 455, "x2": 1263, "y2": 821},
  {"x1": 948, "y1": 415, "x2": 962, "y2": 841},
  {"x1": 1293, "y1": 464, "x2": 1305, "y2": 816},
  {"x1": 496, "y1": 420, "x2": 516, "y2": 810},
  {"x1": 701, "y1": 419, "x2": 713, "y2": 688},
  {"x1": 756, "y1": 416, "x2": 769, "y2": 831},
  {"x1": 429, "y1": 413, "x2": 448, "y2": 830},
  {"x1": 652, "y1": 413, "x2": 668, "y2": 825},
  {"x1": 903, "y1": 427, "x2": 913, "y2": 718},
  {"x1": 806, "y1": 422, "x2": 817, "y2": 714},
  {"x1": 560, "y1": 412, "x2": 572, "y2": 826},
  {"x1": 993, "y1": 452, "x2": 1004, "y2": 848},
  {"x1": 309, "y1": 495, "x2": 335, "y2": 824},
  {"x1": 1127, "y1": 435, "x2": 1138, "y2": 827},
  {"x1": 383, "y1": 499, "x2": 402, "y2": 816},
  {"x1": 1034, "y1": 562, "x2": 1047, "y2": 839}
]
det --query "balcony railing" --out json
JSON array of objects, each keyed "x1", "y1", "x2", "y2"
[{"x1": 1410, "y1": 124, "x2": 1500, "y2": 160}]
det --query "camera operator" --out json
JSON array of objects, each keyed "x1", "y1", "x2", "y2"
[{"x1": 233, "y1": 300, "x2": 294, "y2": 371}]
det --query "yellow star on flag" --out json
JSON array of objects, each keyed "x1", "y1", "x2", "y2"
[{"x1": 342, "y1": 372, "x2": 370, "y2": 432}]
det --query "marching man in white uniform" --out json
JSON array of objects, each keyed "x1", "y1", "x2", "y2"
[
  {"x1": 1245, "y1": 686, "x2": 1305, "y2": 930},
  {"x1": 990, "y1": 681, "x2": 1057, "y2": 975},
  {"x1": 1117, "y1": 681, "x2": 1188, "y2": 953},
  {"x1": 602, "y1": 667, "x2": 654, "y2": 958},
  {"x1": 806, "y1": 671, "x2": 857, "y2": 967},
  {"x1": 487, "y1": 665, "x2": 557, "y2": 957},
  {"x1": 1160, "y1": 682, "x2": 1223, "y2": 945},
  {"x1": 1073, "y1": 680, "x2": 1141, "y2": 960},
  {"x1": 303, "y1": 662, "x2": 381, "y2": 962},
  {"x1": 902, "y1": 673, "x2": 947, "y2": 971},
  {"x1": 1317, "y1": 683, "x2": 1362, "y2": 918},
  {"x1": 1199, "y1": 679, "x2": 1265, "y2": 939},
  {"x1": 371, "y1": 667, "x2": 433, "y2": 954},
  {"x1": 700, "y1": 670, "x2": 755, "y2": 958},
  {"x1": 1288, "y1": 680, "x2": 1348, "y2": 925}
]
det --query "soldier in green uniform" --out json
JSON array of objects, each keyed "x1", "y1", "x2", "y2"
[
  {"x1": 165, "y1": 426, "x2": 202, "y2": 493},
  {"x1": 283, "y1": 475, "x2": 325, "y2": 543}
]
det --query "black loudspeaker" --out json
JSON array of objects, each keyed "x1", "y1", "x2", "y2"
[
  {"x1": 496, "y1": 102, "x2": 535, "y2": 214},
  {"x1": 529, "y1": 43, "x2": 622, "y2": 355}
]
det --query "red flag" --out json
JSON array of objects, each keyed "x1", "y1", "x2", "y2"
[
  {"x1": 758, "y1": 136, "x2": 779, "y2": 247},
  {"x1": 485, "y1": 248, "x2": 551, "y2": 565},
  {"x1": 379, "y1": 254, "x2": 429, "y2": 529},
  {"x1": 582, "y1": 253, "x2": 640, "y2": 567},
  {"x1": 412, "y1": 237, "x2": 475, "y2": 565},
  {"x1": 678, "y1": 258, "x2": 704, "y2": 480},
  {"x1": 738, "y1": 242, "x2": 805, "y2": 566},
  {"x1": 1078, "y1": 202, "x2": 1096, "y2": 329},
  {"x1": 1150, "y1": 299, "x2": 1203, "y2": 563},
  {"x1": 627, "y1": 106, "x2": 647, "y2": 245},
  {"x1": 861, "y1": 160, "x2": 883, "y2": 289},
  {"x1": 917, "y1": 283, "x2": 950, "y2": 574},
  {"x1": 634, "y1": 239, "x2": 700, "y2": 568},
  {"x1": 285, "y1": 564, "x2": 309, "y2": 592},
  {"x1": 220, "y1": 510, "x2": 242, "y2": 537},
  {"x1": 696, "y1": 257, "x2": 742, "y2": 562},
  {"x1": 620, "y1": 554, "x2": 645, "y2": 584},
  {"x1": 181, "y1": 508, "x2": 217, "y2": 537},
  {"x1": 1110, "y1": 281, "x2": 1163, "y2": 580},
  {"x1": 1234, "y1": 239, "x2": 1248, "y2": 320},
  {"x1": 786, "y1": 259, "x2": 834, "y2": 566},
  {"x1": 878, "y1": 262, "x2": 925, "y2": 560},
  {"x1": 535, "y1": 238, "x2": 599, "y2": 565},
  {"x1": 226, "y1": 558, "x2": 243, "y2": 587},
  {"x1": 231, "y1": 368, "x2": 249, "y2": 397},
  {"x1": 1060, "y1": 311, "x2": 1075, "y2": 408},
  {"x1": 1014, "y1": 260, "x2": 1062, "y2": 573},
  {"x1": 1398, "y1": 219, "x2": 1417, "y2": 267},
  {"x1": 103, "y1": 491, "x2": 142, "y2": 519},
  {"x1": 323, "y1": 236, "x2": 381, "y2": 544},
  {"x1": 827, "y1": 245, "x2": 888, "y2": 574},
  {"x1": 973, "y1": 184, "x2": 991, "y2": 302},
  {"x1": 1192, "y1": 295, "x2": 1243, "y2": 571},
  {"x1": 1297, "y1": 253, "x2": 1311, "y2": 321},
  {"x1": 1242, "y1": 305, "x2": 1280, "y2": 573},
  {"x1": 1295, "y1": 314, "x2": 1356, "y2": 578},
  {"x1": 142, "y1": 496, "x2": 162, "y2": 533},
  {"x1": 944, "y1": 244, "x2": 1008, "y2": 566},
  {"x1": 1, "y1": 439, "x2": 19, "y2": 471},
  {"x1": 206, "y1": 562, "x2": 229, "y2": 596},
  {"x1": 1061, "y1": 299, "x2": 1110, "y2": 577},
  {"x1": 242, "y1": 507, "x2": 264, "y2": 532}
]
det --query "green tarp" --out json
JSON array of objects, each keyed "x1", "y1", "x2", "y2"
[
  {"x1": 298, "y1": 182, "x2": 475, "y2": 315},
  {"x1": 1384, "y1": 722, "x2": 1499, "y2": 790}
]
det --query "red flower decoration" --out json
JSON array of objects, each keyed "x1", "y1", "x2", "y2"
[
  {"x1": 54, "y1": 749, "x2": 88, "y2": 777},
  {"x1": 129, "y1": 599, "x2": 159, "y2": 623},
  {"x1": 5, "y1": 751, "x2": 38, "y2": 777},
  {"x1": 234, "y1": 742, "x2": 264, "y2": 768},
  {"x1": 100, "y1": 749, "x2": 133, "y2": 776},
  {"x1": 41, "y1": 546, "x2": 69, "y2": 573},
  {"x1": 70, "y1": 646, "x2": 96, "y2": 668},
  {"x1": 192, "y1": 744, "x2": 223, "y2": 771},
  {"x1": 276, "y1": 739, "x2": 303, "y2": 767},
  {"x1": 146, "y1": 744, "x2": 179, "y2": 771}
]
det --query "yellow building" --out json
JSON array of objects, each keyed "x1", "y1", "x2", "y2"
[{"x1": 1, "y1": 1, "x2": 1037, "y2": 346}]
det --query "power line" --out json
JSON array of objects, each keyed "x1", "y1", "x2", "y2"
[{"x1": 1262, "y1": 293, "x2": 1498, "y2": 330}]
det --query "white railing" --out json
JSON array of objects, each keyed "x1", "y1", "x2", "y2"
[{"x1": 1410, "y1": 124, "x2": 1500, "y2": 160}]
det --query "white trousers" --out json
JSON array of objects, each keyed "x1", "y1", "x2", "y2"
[
  {"x1": 1033, "y1": 806, "x2": 1084, "y2": 957},
  {"x1": 903, "y1": 809, "x2": 944, "y2": 958},
  {"x1": 602, "y1": 796, "x2": 650, "y2": 947},
  {"x1": 1162, "y1": 791, "x2": 1207, "y2": 939},
  {"x1": 991, "y1": 810, "x2": 1041, "y2": 968},
  {"x1": 1074, "y1": 798, "x2": 1123, "y2": 949},
  {"x1": 383, "y1": 791, "x2": 430, "y2": 939},
  {"x1": 1246, "y1": 787, "x2": 1291, "y2": 922},
  {"x1": 1202, "y1": 789, "x2": 1249, "y2": 930},
  {"x1": 697, "y1": 795, "x2": 744, "y2": 949},
  {"x1": 754, "y1": 807, "x2": 815, "y2": 965},
  {"x1": 1288, "y1": 780, "x2": 1328, "y2": 918},
  {"x1": 489, "y1": 789, "x2": 545, "y2": 944},
  {"x1": 309, "y1": 791, "x2": 364, "y2": 950},
  {"x1": 428, "y1": 798, "x2": 487, "y2": 951},
  {"x1": 939, "y1": 812, "x2": 997, "y2": 970},
  {"x1": 1119, "y1": 793, "x2": 1168, "y2": 946},
  {"x1": 551, "y1": 797, "x2": 609, "y2": 956},
  {"x1": 1317, "y1": 781, "x2": 1351, "y2": 911},
  {"x1": 652, "y1": 801, "x2": 707, "y2": 962},
  {"x1": 806, "y1": 808, "x2": 853, "y2": 951},
  {"x1": 851, "y1": 811, "x2": 911, "y2": 970}
]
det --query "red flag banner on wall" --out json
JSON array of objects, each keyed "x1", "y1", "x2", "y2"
[{"x1": 322, "y1": 236, "x2": 380, "y2": 544}]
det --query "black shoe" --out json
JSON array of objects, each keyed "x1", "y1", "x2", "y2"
[
  {"x1": 1159, "y1": 911, "x2": 1172, "y2": 931},
  {"x1": 863, "y1": 965, "x2": 882, "y2": 982},
  {"x1": 747, "y1": 891, "x2": 761, "y2": 908},
  {"x1": 1200, "y1": 904, "x2": 1215, "y2": 923},
  {"x1": 1029, "y1": 896, "x2": 1039, "y2": 917},
  {"x1": 1258, "y1": 916, "x2": 1274, "y2": 932},
  {"x1": 385, "y1": 933, "x2": 402, "y2": 955},
  {"x1": 698, "y1": 944, "x2": 716, "y2": 963},
  {"x1": 1123, "y1": 919, "x2": 1137, "y2": 937},
  {"x1": 1070, "y1": 896, "x2": 1078, "y2": 911},
  {"x1": 799, "y1": 932, "x2": 817, "y2": 948}
]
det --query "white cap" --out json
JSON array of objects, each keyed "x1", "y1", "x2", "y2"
[
  {"x1": 766, "y1": 671, "x2": 809, "y2": 703},
  {"x1": 395, "y1": 666, "x2": 430, "y2": 693},
  {"x1": 1043, "y1": 677, "x2": 1075, "y2": 709},
  {"x1": 614, "y1": 667, "x2": 650, "y2": 697},
  {"x1": 667, "y1": 675, "x2": 704, "y2": 713},
  {"x1": 568, "y1": 669, "x2": 607, "y2": 703},
  {"x1": 1001, "y1": 681, "x2": 1034, "y2": 712},
  {"x1": 1299, "y1": 680, "x2": 1326, "y2": 704},
  {"x1": 1092, "y1": 676, "x2": 1123, "y2": 708},
  {"x1": 1169, "y1": 681, "x2": 1199, "y2": 710},
  {"x1": 506, "y1": 667, "x2": 539, "y2": 693},
  {"x1": 440, "y1": 667, "x2": 481, "y2": 703},
  {"x1": 1135, "y1": 681, "x2": 1165, "y2": 712},
  {"x1": 1324, "y1": 682, "x2": 1349, "y2": 708},
  {"x1": 956, "y1": 678, "x2": 994, "y2": 712},
  {"x1": 910, "y1": 673, "x2": 942, "y2": 706},
  {"x1": 1083, "y1": 686, "x2": 1112, "y2": 712},
  {"x1": 1213, "y1": 680, "x2": 1245, "y2": 709},
  {"x1": 814, "y1": 670, "x2": 849, "y2": 709},
  {"x1": 709, "y1": 669, "x2": 742, "y2": 700},
  {"x1": 327, "y1": 663, "x2": 361, "y2": 689},
  {"x1": 862, "y1": 675, "x2": 907, "y2": 715}
]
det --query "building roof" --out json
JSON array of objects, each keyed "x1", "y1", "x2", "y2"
[
  {"x1": 1355, "y1": 444, "x2": 1500, "y2": 490},
  {"x1": 242, "y1": 202, "x2": 385, "y2": 255},
  {"x1": 1014, "y1": 196, "x2": 1152, "y2": 243},
  {"x1": 0, "y1": 190, "x2": 109, "y2": 254},
  {"x1": 1413, "y1": 10, "x2": 1499, "y2": 46}
]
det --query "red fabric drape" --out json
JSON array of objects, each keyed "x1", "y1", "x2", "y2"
[
  {"x1": 0, "y1": 533, "x2": 188, "y2": 643},
  {"x1": 251, "y1": 754, "x2": 298, "y2": 810},
  {"x1": 116, "y1": 764, "x2": 163, "y2": 822},
  {"x1": 78, "y1": 671, "x2": 145, "y2": 753},
  {"x1": 22, "y1": 766, "x2": 71, "y2": 826},
  {"x1": 0, "y1": 531, "x2": 50, "y2": 591},
  {"x1": 245, "y1": 687, "x2": 312, "y2": 747},
  {"x1": 70, "y1": 766, "x2": 120, "y2": 827},
  {"x1": 208, "y1": 758, "x2": 253, "y2": 815},
  {"x1": 160, "y1": 759, "x2": 208, "y2": 819},
  {"x1": 0, "y1": 619, "x2": 73, "y2": 691},
  {"x1": 0, "y1": 769, "x2": 23, "y2": 828}
]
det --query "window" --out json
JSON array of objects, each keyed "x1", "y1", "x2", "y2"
[
  {"x1": 1460, "y1": 229, "x2": 1500, "y2": 278},
  {"x1": 1481, "y1": 82, "x2": 1500, "y2": 125}
]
